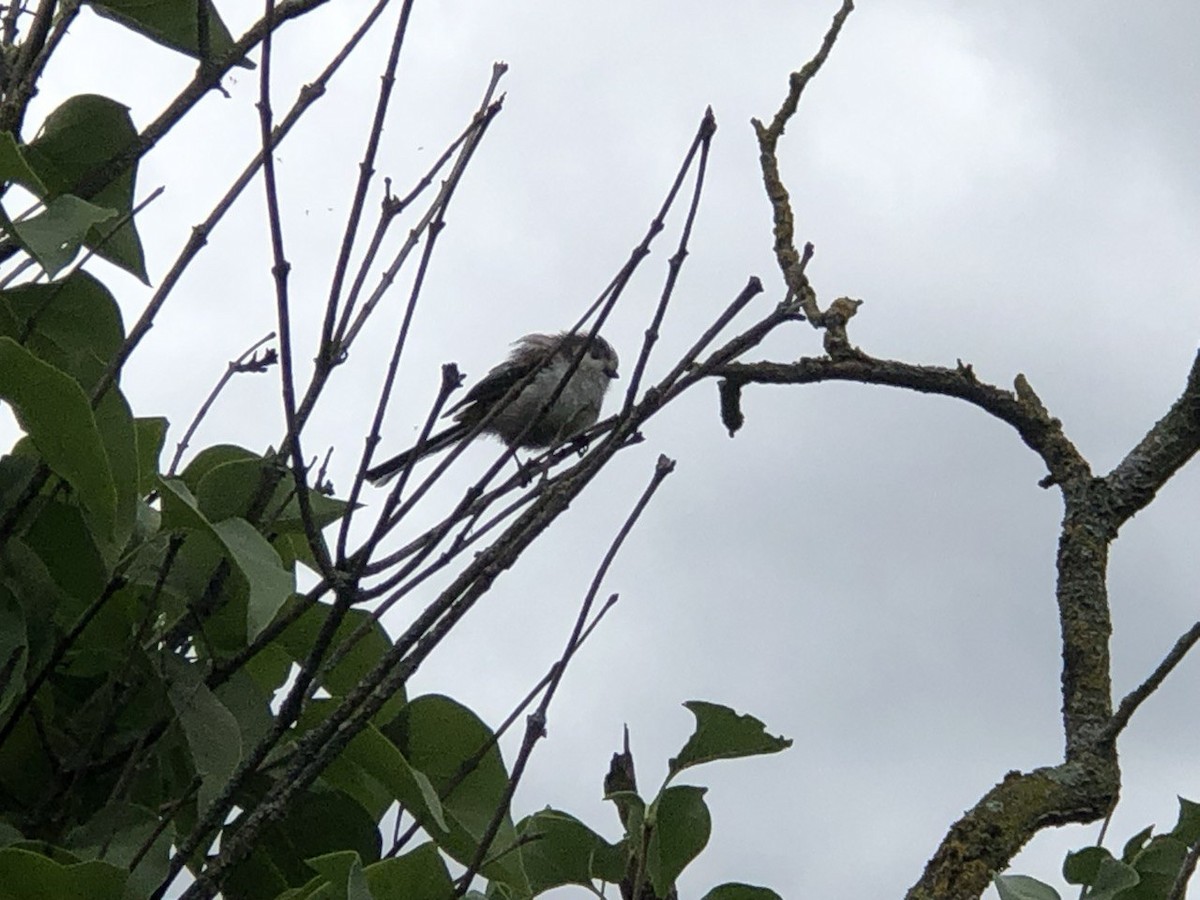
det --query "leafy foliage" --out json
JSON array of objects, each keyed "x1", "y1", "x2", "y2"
[
  {"x1": 997, "y1": 797, "x2": 1200, "y2": 900},
  {"x1": 0, "y1": 4, "x2": 792, "y2": 899}
]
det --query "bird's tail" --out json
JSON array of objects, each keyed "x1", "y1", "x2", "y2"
[{"x1": 366, "y1": 422, "x2": 471, "y2": 486}]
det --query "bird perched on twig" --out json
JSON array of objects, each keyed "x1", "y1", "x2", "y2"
[{"x1": 366, "y1": 332, "x2": 620, "y2": 486}]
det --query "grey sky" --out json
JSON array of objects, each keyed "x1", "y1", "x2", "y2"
[{"x1": 4, "y1": 2, "x2": 1199, "y2": 897}]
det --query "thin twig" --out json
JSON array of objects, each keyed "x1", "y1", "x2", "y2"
[
  {"x1": 387, "y1": 591, "x2": 620, "y2": 858},
  {"x1": 320, "y1": 0, "x2": 417, "y2": 355},
  {"x1": 1102, "y1": 619, "x2": 1200, "y2": 744},
  {"x1": 89, "y1": 0, "x2": 393, "y2": 410},
  {"x1": 0, "y1": 575, "x2": 126, "y2": 748},
  {"x1": 0, "y1": 0, "x2": 60, "y2": 135},
  {"x1": 455, "y1": 455, "x2": 675, "y2": 896},
  {"x1": 1166, "y1": 838, "x2": 1200, "y2": 900},
  {"x1": 256, "y1": 0, "x2": 332, "y2": 579},
  {"x1": 167, "y1": 332, "x2": 277, "y2": 476},
  {"x1": 623, "y1": 107, "x2": 716, "y2": 411}
]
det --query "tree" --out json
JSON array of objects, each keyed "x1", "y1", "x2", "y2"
[{"x1": 1, "y1": 2, "x2": 1198, "y2": 899}]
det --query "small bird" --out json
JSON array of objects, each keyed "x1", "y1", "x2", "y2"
[{"x1": 366, "y1": 332, "x2": 620, "y2": 486}]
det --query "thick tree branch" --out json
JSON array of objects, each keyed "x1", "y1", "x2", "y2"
[
  {"x1": 1104, "y1": 349, "x2": 1200, "y2": 525},
  {"x1": 716, "y1": 355, "x2": 1090, "y2": 487}
]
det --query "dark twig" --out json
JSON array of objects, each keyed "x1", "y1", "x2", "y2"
[
  {"x1": 320, "y1": 0, "x2": 417, "y2": 356},
  {"x1": 1104, "y1": 350, "x2": 1200, "y2": 526},
  {"x1": 167, "y1": 332, "x2": 277, "y2": 476},
  {"x1": 1101, "y1": 619, "x2": 1200, "y2": 744},
  {"x1": 335, "y1": 71, "x2": 507, "y2": 354},
  {"x1": 0, "y1": 575, "x2": 126, "y2": 749},
  {"x1": 751, "y1": 0, "x2": 853, "y2": 314},
  {"x1": 717, "y1": 355, "x2": 1089, "y2": 489},
  {"x1": 0, "y1": 0, "x2": 59, "y2": 135},
  {"x1": 387, "y1": 591, "x2": 620, "y2": 858},
  {"x1": 127, "y1": 777, "x2": 201, "y2": 875},
  {"x1": 456, "y1": 454, "x2": 675, "y2": 896},
  {"x1": 256, "y1": 0, "x2": 332, "y2": 579},
  {"x1": 623, "y1": 107, "x2": 716, "y2": 412},
  {"x1": 89, "y1": 0, "x2": 393, "y2": 410},
  {"x1": 1167, "y1": 838, "x2": 1200, "y2": 900},
  {"x1": 338, "y1": 362, "x2": 460, "y2": 565}
]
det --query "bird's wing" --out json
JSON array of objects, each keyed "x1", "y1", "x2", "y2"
[{"x1": 444, "y1": 353, "x2": 547, "y2": 418}]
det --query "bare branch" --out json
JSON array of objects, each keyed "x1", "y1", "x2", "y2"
[
  {"x1": 457, "y1": 455, "x2": 675, "y2": 895},
  {"x1": 751, "y1": 0, "x2": 854, "y2": 313},
  {"x1": 1104, "y1": 350, "x2": 1200, "y2": 524},
  {"x1": 320, "y1": 0, "x2": 418, "y2": 355},
  {"x1": 90, "y1": 0, "x2": 395, "y2": 408},
  {"x1": 717, "y1": 354, "x2": 1091, "y2": 487},
  {"x1": 1102, "y1": 619, "x2": 1200, "y2": 744},
  {"x1": 623, "y1": 107, "x2": 717, "y2": 412},
  {"x1": 257, "y1": 0, "x2": 333, "y2": 578},
  {"x1": 167, "y1": 332, "x2": 277, "y2": 476}
]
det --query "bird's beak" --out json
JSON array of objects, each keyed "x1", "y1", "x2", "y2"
[{"x1": 605, "y1": 364, "x2": 619, "y2": 379}]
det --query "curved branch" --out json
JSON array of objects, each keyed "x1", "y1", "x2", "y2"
[
  {"x1": 716, "y1": 355, "x2": 1090, "y2": 487},
  {"x1": 1104, "y1": 349, "x2": 1200, "y2": 525},
  {"x1": 906, "y1": 762, "x2": 1116, "y2": 900},
  {"x1": 717, "y1": 350, "x2": 1121, "y2": 899}
]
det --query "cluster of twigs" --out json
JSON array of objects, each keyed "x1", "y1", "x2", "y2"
[
  {"x1": 68, "y1": 0, "x2": 813, "y2": 896},
  {"x1": 4, "y1": 0, "x2": 1199, "y2": 897}
]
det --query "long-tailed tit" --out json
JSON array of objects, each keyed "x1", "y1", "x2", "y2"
[{"x1": 366, "y1": 332, "x2": 620, "y2": 486}]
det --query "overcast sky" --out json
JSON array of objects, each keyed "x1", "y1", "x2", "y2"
[{"x1": 5, "y1": 1, "x2": 1200, "y2": 897}]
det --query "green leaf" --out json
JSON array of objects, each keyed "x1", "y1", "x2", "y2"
[
  {"x1": 94, "y1": 388, "x2": 138, "y2": 562},
  {"x1": 646, "y1": 785, "x2": 710, "y2": 897},
  {"x1": 603, "y1": 790, "x2": 645, "y2": 845},
  {"x1": 279, "y1": 601, "x2": 400, "y2": 709},
  {"x1": 0, "y1": 821, "x2": 23, "y2": 846},
  {"x1": 0, "y1": 131, "x2": 47, "y2": 194},
  {"x1": 164, "y1": 653, "x2": 242, "y2": 814},
  {"x1": 700, "y1": 885, "x2": 783, "y2": 900},
  {"x1": 18, "y1": 502, "x2": 108, "y2": 610},
  {"x1": 285, "y1": 700, "x2": 393, "y2": 821},
  {"x1": 0, "y1": 715, "x2": 55, "y2": 809},
  {"x1": 134, "y1": 417, "x2": 167, "y2": 494},
  {"x1": 158, "y1": 477, "x2": 294, "y2": 640},
  {"x1": 363, "y1": 843, "x2": 456, "y2": 900},
  {"x1": 296, "y1": 703, "x2": 445, "y2": 831},
  {"x1": 193, "y1": 455, "x2": 351, "y2": 534},
  {"x1": 214, "y1": 668, "x2": 275, "y2": 754},
  {"x1": 1064, "y1": 845, "x2": 1113, "y2": 884},
  {"x1": 0, "y1": 270, "x2": 125, "y2": 392},
  {"x1": 0, "y1": 847, "x2": 127, "y2": 899},
  {"x1": 180, "y1": 444, "x2": 260, "y2": 492},
  {"x1": 381, "y1": 695, "x2": 528, "y2": 894},
  {"x1": 993, "y1": 874, "x2": 1062, "y2": 900},
  {"x1": 222, "y1": 787, "x2": 381, "y2": 899},
  {"x1": 1128, "y1": 835, "x2": 1184, "y2": 898},
  {"x1": 668, "y1": 701, "x2": 792, "y2": 777},
  {"x1": 89, "y1": 0, "x2": 241, "y2": 64},
  {"x1": 9, "y1": 195, "x2": 116, "y2": 277},
  {"x1": 1122, "y1": 825, "x2": 1154, "y2": 864},
  {"x1": 307, "y1": 851, "x2": 373, "y2": 900},
  {"x1": 193, "y1": 456, "x2": 275, "y2": 521},
  {"x1": 515, "y1": 808, "x2": 626, "y2": 894},
  {"x1": 0, "y1": 336, "x2": 116, "y2": 547},
  {"x1": 211, "y1": 517, "x2": 294, "y2": 639},
  {"x1": 0, "y1": 538, "x2": 63, "y2": 674},
  {"x1": 0, "y1": 588, "x2": 28, "y2": 715},
  {"x1": 65, "y1": 802, "x2": 173, "y2": 900},
  {"x1": 25, "y1": 94, "x2": 146, "y2": 281},
  {"x1": 1172, "y1": 797, "x2": 1200, "y2": 845}
]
